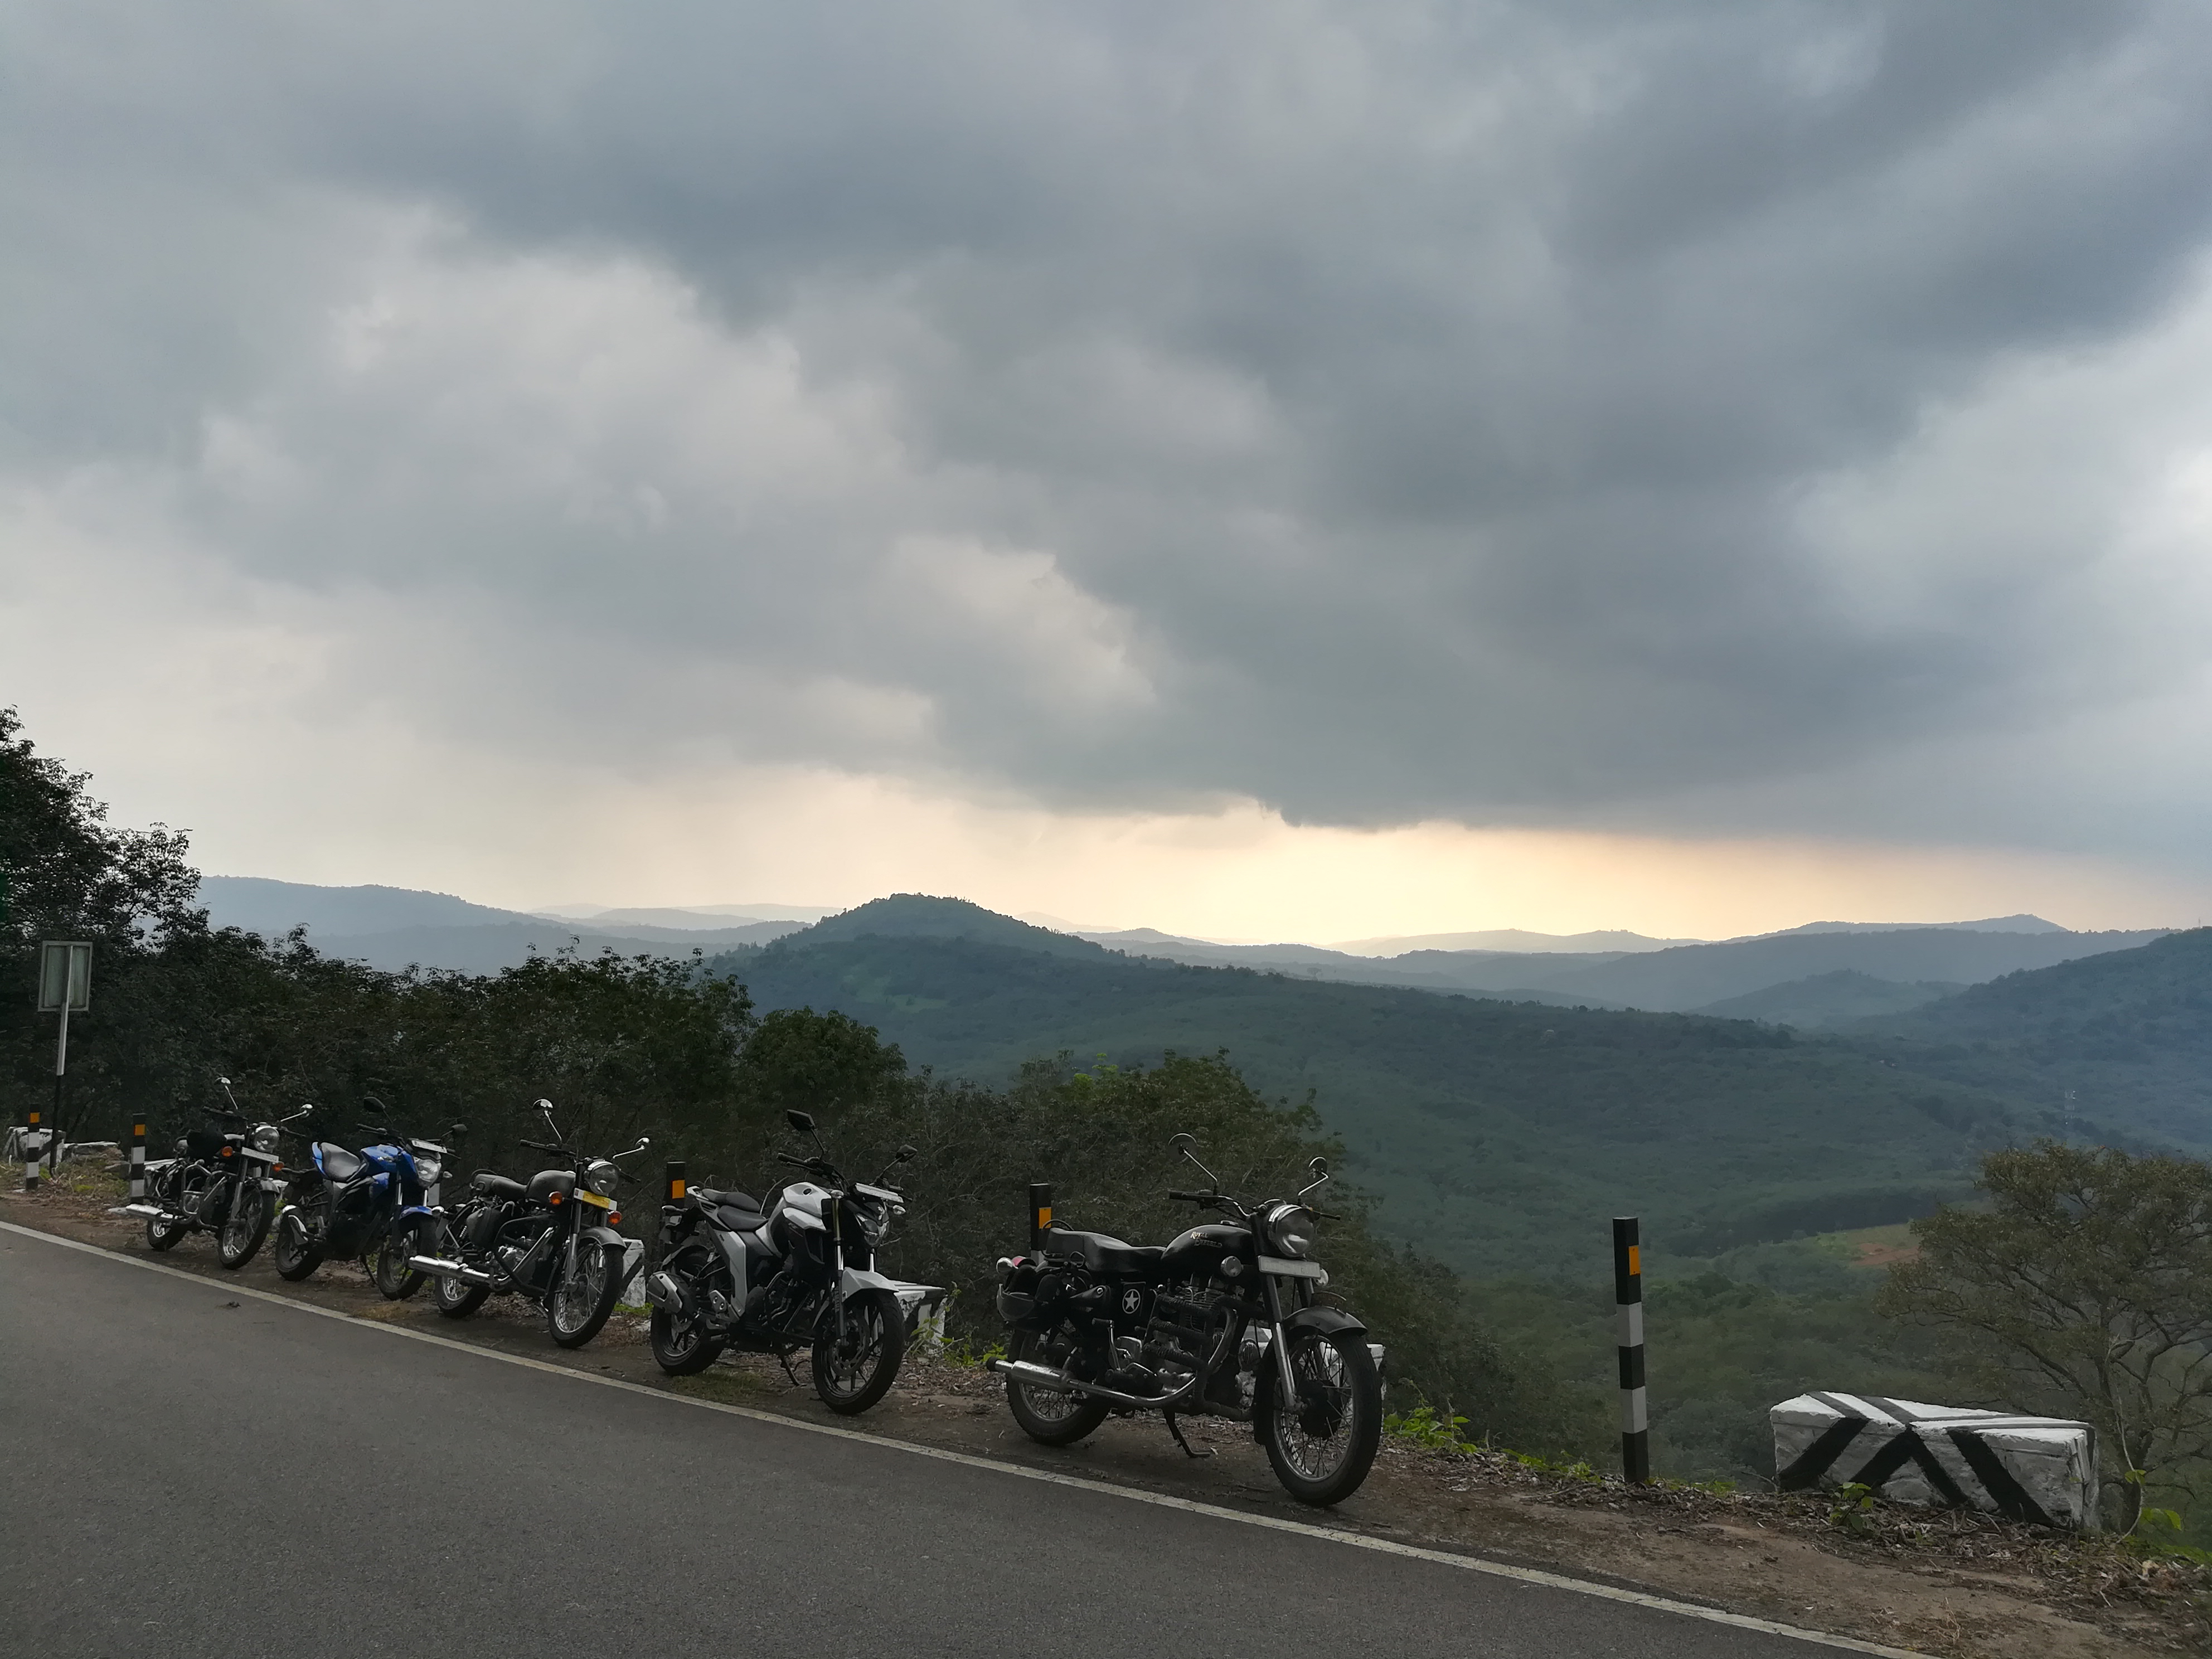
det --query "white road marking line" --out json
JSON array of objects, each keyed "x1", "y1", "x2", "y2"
[{"x1": 1, "y1": 1219, "x2": 1919, "y2": 1657}]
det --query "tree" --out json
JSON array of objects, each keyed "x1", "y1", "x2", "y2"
[{"x1": 1878, "y1": 1141, "x2": 2212, "y2": 1531}]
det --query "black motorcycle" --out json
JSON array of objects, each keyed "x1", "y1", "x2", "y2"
[
  {"x1": 271, "y1": 1098, "x2": 462, "y2": 1297},
  {"x1": 128, "y1": 1079, "x2": 307, "y2": 1269},
  {"x1": 642, "y1": 1108, "x2": 922, "y2": 1415},
  {"x1": 989, "y1": 1133, "x2": 1384, "y2": 1506},
  {"x1": 409, "y1": 1100, "x2": 648, "y2": 1350}
]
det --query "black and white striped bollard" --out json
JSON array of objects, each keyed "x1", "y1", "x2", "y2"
[
  {"x1": 23, "y1": 1108, "x2": 41, "y2": 1192},
  {"x1": 1029, "y1": 1182, "x2": 1052, "y2": 1256},
  {"x1": 665, "y1": 1161, "x2": 687, "y2": 1207},
  {"x1": 1614, "y1": 1215, "x2": 1649, "y2": 1485},
  {"x1": 129, "y1": 1118, "x2": 146, "y2": 1202}
]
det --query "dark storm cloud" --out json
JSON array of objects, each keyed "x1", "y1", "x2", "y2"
[{"x1": 8, "y1": 1, "x2": 2212, "y2": 855}]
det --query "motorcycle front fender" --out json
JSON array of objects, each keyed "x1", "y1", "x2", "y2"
[
  {"x1": 838, "y1": 1264, "x2": 899, "y2": 1299},
  {"x1": 1279, "y1": 1304, "x2": 1368, "y2": 1341},
  {"x1": 579, "y1": 1223, "x2": 627, "y2": 1251}
]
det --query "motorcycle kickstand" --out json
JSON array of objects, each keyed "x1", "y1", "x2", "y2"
[
  {"x1": 1163, "y1": 1411, "x2": 1213, "y2": 1459},
  {"x1": 777, "y1": 1350, "x2": 803, "y2": 1389}
]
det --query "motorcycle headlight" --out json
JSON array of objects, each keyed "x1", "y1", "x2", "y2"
[
  {"x1": 584, "y1": 1160, "x2": 619, "y2": 1197},
  {"x1": 414, "y1": 1155, "x2": 443, "y2": 1186},
  {"x1": 251, "y1": 1124, "x2": 279, "y2": 1152},
  {"x1": 1263, "y1": 1204, "x2": 1316, "y2": 1260}
]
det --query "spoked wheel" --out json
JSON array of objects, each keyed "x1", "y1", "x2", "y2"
[
  {"x1": 216, "y1": 1182, "x2": 272, "y2": 1268},
  {"x1": 812, "y1": 1288, "x2": 904, "y2": 1415},
  {"x1": 649, "y1": 1263, "x2": 729, "y2": 1376},
  {"x1": 271, "y1": 1200, "x2": 325, "y2": 1282},
  {"x1": 144, "y1": 1209, "x2": 190, "y2": 1251},
  {"x1": 547, "y1": 1239, "x2": 623, "y2": 1349},
  {"x1": 1258, "y1": 1327, "x2": 1382, "y2": 1506},
  {"x1": 433, "y1": 1265, "x2": 491, "y2": 1318},
  {"x1": 370, "y1": 1220, "x2": 426, "y2": 1301},
  {"x1": 1003, "y1": 1327, "x2": 1110, "y2": 1445}
]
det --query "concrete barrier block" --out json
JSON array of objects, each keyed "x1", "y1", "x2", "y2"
[{"x1": 1773, "y1": 1392, "x2": 2098, "y2": 1530}]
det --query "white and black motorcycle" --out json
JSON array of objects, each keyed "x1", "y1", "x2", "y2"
[
  {"x1": 643, "y1": 1109, "x2": 926, "y2": 1415},
  {"x1": 125, "y1": 1079, "x2": 308, "y2": 1269}
]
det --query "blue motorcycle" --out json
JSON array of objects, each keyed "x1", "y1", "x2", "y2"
[{"x1": 271, "y1": 1097, "x2": 463, "y2": 1298}]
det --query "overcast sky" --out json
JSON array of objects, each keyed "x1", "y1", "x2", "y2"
[{"x1": 7, "y1": 2, "x2": 2212, "y2": 939}]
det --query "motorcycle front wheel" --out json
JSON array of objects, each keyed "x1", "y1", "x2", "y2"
[
  {"x1": 370, "y1": 1219, "x2": 426, "y2": 1301},
  {"x1": 271, "y1": 1201, "x2": 325, "y2": 1282},
  {"x1": 547, "y1": 1240, "x2": 623, "y2": 1348},
  {"x1": 1003, "y1": 1327, "x2": 1110, "y2": 1446},
  {"x1": 812, "y1": 1288, "x2": 905, "y2": 1415},
  {"x1": 216, "y1": 1182, "x2": 272, "y2": 1268},
  {"x1": 1257, "y1": 1327, "x2": 1382, "y2": 1507}
]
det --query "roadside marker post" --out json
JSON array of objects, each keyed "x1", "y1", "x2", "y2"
[
  {"x1": 129, "y1": 1119, "x2": 146, "y2": 1201},
  {"x1": 1029, "y1": 1182, "x2": 1052, "y2": 1256},
  {"x1": 21, "y1": 1109, "x2": 40, "y2": 1192},
  {"x1": 664, "y1": 1161, "x2": 686, "y2": 1206},
  {"x1": 1614, "y1": 1215, "x2": 1649, "y2": 1485}
]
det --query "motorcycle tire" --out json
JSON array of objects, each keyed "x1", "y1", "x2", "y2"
[
  {"x1": 547, "y1": 1239, "x2": 624, "y2": 1349},
  {"x1": 649, "y1": 1300, "x2": 728, "y2": 1375},
  {"x1": 216, "y1": 1182, "x2": 273, "y2": 1269},
  {"x1": 812, "y1": 1288, "x2": 905, "y2": 1416},
  {"x1": 271, "y1": 1205, "x2": 325, "y2": 1282},
  {"x1": 371, "y1": 1221, "x2": 426, "y2": 1301},
  {"x1": 1003, "y1": 1328, "x2": 1110, "y2": 1446},
  {"x1": 433, "y1": 1268, "x2": 491, "y2": 1319},
  {"x1": 144, "y1": 1210, "x2": 190, "y2": 1252},
  {"x1": 1256, "y1": 1326, "x2": 1382, "y2": 1507}
]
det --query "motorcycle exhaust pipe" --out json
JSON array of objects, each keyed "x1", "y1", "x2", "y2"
[
  {"x1": 408, "y1": 1255, "x2": 493, "y2": 1284},
  {"x1": 987, "y1": 1358, "x2": 1202, "y2": 1411},
  {"x1": 119, "y1": 1203, "x2": 170, "y2": 1220},
  {"x1": 642, "y1": 1270, "x2": 688, "y2": 1314}
]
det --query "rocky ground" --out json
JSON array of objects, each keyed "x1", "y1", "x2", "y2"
[{"x1": 4, "y1": 1170, "x2": 2203, "y2": 1657}]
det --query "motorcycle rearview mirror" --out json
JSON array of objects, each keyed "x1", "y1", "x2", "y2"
[
  {"x1": 1170, "y1": 1132, "x2": 1220, "y2": 1189},
  {"x1": 896, "y1": 1143, "x2": 917, "y2": 1162},
  {"x1": 784, "y1": 1109, "x2": 816, "y2": 1134},
  {"x1": 448, "y1": 1122, "x2": 467, "y2": 1144},
  {"x1": 1309, "y1": 1155, "x2": 1328, "y2": 1178}
]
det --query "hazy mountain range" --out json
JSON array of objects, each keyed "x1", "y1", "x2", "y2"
[{"x1": 197, "y1": 876, "x2": 2166, "y2": 1030}]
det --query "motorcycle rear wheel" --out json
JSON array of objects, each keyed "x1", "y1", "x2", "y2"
[
  {"x1": 649, "y1": 1300, "x2": 728, "y2": 1375},
  {"x1": 1257, "y1": 1327, "x2": 1382, "y2": 1507},
  {"x1": 144, "y1": 1211, "x2": 190, "y2": 1251},
  {"x1": 217, "y1": 1182, "x2": 272, "y2": 1268},
  {"x1": 1003, "y1": 1328, "x2": 1110, "y2": 1445},
  {"x1": 547, "y1": 1240, "x2": 624, "y2": 1348},
  {"x1": 812, "y1": 1288, "x2": 905, "y2": 1415},
  {"x1": 433, "y1": 1267, "x2": 491, "y2": 1318},
  {"x1": 271, "y1": 1204, "x2": 325, "y2": 1282}
]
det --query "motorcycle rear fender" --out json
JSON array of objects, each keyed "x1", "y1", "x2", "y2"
[
  {"x1": 1279, "y1": 1304, "x2": 1367, "y2": 1341},
  {"x1": 839, "y1": 1264, "x2": 899, "y2": 1299},
  {"x1": 143, "y1": 1158, "x2": 180, "y2": 1176},
  {"x1": 400, "y1": 1204, "x2": 436, "y2": 1222}
]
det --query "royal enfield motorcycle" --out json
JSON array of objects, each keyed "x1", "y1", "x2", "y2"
[
  {"x1": 989, "y1": 1134, "x2": 1384, "y2": 1506},
  {"x1": 271, "y1": 1098, "x2": 462, "y2": 1297},
  {"x1": 408, "y1": 1100, "x2": 648, "y2": 1349},
  {"x1": 127, "y1": 1079, "x2": 308, "y2": 1269},
  {"x1": 642, "y1": 1109, "x2": 923, "y2": 1415}
]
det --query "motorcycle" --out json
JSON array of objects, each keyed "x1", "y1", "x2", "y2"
[
  {"x1": 408, "y1": 1100, "x2": 648, "y2": 1350},
  {"x1": 125, "y1": 1079, "x2": 308, "y2": 1269},
  {"x1": 988, "y1": 1133, "x2": 1384, "y2": 1506},
  {"x1": 270, "y1": 1097, "x2": 462, "y2": 1298},
  {"x1": 642, "y1": 1108, "x2": 923, "y2": 1415}
]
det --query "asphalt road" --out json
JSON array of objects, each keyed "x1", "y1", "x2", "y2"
[{"x1": 2, "y1": 1229, "x2": 1869, "y2": 1659}]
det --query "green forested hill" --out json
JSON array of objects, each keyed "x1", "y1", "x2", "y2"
[
  {"x1": 706, "y1": 900, "x2": 2056, "y2": 1278},
  {"x1": 1847, "y1": 926, "x2": 2212, "y2": 1152}
]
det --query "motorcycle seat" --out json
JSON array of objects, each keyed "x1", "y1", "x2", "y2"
[
  {"x1": 317, "y1": 1143, "x2": 365, "y2": 1181},
  {"x1": 710, "y1": 1203, "x2": 768, "y2": 1233},
  {"x1": 1046, "y1": 1227, "x2": 1167, "y2": 1277},
  {"x1": 472, "y1": 1172, "x2": 528, "y2": 1201},
  {"x1": 696, "y1": 1186, "x2": 758, "y2": 1209}
]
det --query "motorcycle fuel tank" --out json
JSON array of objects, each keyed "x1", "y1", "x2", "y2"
[{"x1": 1162, "y1": 1223, "x2": 1254, "y2": 1278}]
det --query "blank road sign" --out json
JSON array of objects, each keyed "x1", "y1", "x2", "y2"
[{"x1": 37, "y1": 942, "x2": 91, "y2": 1012}]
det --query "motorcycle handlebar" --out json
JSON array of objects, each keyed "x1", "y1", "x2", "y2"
[
  {"x1": 1167, "y1": 1189, "x2": 1211, "y2": 1202},
  {"x1": 519, "y1": 1138, "x2": 560, "y2": 1153}
]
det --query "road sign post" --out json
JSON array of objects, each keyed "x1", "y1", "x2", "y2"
[{"x1": 35, "y1": 942, "x2": 92, "y2": 1184}]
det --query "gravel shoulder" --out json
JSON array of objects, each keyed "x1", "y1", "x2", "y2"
[{"x1": 6, "y1": 1177, "x2": 2201, "y2": 1658}]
